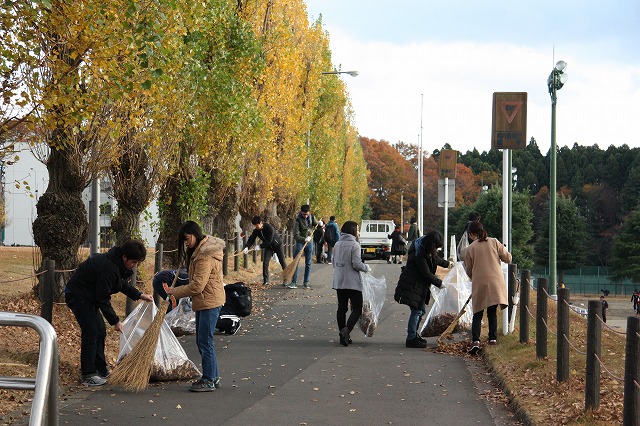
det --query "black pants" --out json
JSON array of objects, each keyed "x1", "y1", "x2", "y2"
[
  {"x1": 262, "y1": 245, "x2": 287, "y2": 284},
  {"x1": 336, "y1": 289, "x2": 363, "y2": 332},
  {"x1": 65, "y1": 293, "x2": 108, "y2": 377},
  {"x1": 471, "y1": 304, "x2": 498, "y2": 342}
]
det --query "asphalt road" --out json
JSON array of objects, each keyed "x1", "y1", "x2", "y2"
[{"x1": 51, "y1": 261, "x2": 521, "y2": 426}]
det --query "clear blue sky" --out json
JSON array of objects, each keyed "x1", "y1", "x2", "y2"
[{"x1": 306, "y1": 0, "x2": 640, "y2": 154}]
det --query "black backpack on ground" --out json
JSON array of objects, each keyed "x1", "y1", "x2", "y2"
[{"x1": 224, "y1": 282, "x2": 252, "y2": 317}]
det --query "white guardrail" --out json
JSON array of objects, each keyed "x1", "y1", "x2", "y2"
[{"x1": 0, "y1": 312, "x2": 59, "y2": 426}]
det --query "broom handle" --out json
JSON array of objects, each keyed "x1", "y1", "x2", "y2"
[{"x1": 169, "y1": 261, "x2": 185, "y2": 289}]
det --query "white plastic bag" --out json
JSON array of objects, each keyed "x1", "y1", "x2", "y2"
[
  {"x1": 457, "y1": 231, "x2": 470, "y2": 261},
  {"x1": 165, "y1": 297, "x2": 196, "y2": 336},
  {"x1": 420, "y1": 263, "x2": 473, "y2": 337},
  {"x1": 117, "y1": 302, "x2": 201, "y2": 382},
  {"x1": 357, "y1": 272, "x2": 387, "y2": 337}
]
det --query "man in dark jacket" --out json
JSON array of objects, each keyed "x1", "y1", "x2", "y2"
[
  {"x1": 64, "y1": 240, "x2": 154, "y2": 386},
  {"x1": 243, "y1": 216, "x2": 287, "y2": 285},
  {"x1": 290, "y1": 204, "x2": 318, "y2": 288},
  {"x1": 394, "y1": 231, "x2": 450, "y2": 348},
  {"x1": 324, "y1": 216, "x2": 340, "y2": 264}
]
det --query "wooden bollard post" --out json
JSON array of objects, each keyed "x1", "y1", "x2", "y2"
[
  {"x1": 536, "y1": 278, "x2": 548, "y2": 359},
  {"x1": 243, "y1": 234, "x2": 249, "y2": 268},
  {"x1": 585, "y1": 300, "x2": 602, "y2": 411},
  {"x1": 153, "y1": 242, "x2": 163, "y2": 306},
  {"x1": 508, "y1": 264, "x2": 517, "y2": 322},
  {"x1": 519, "y1": 269, "x2": 530, "y2": 344},
  {"x1": 234, "y1": 232, "x2": 240, "y2": 272},
  {"x1": 40, "y1": 259, "x2": 55, "y2": 324},
  {"x1": 557, "y1": 287, "x2": 570, "y2": 382},
  {"x1": 222, "y1": 233, "x2": 229, "y2": 276},
  {"x1": 623, "y1": 316, "x2": 640, "y2": 425}
]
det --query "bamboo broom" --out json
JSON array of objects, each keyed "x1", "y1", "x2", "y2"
[
  {"x1": 109, "y1": 264, "x2": 183, "y2": 392},
  {"x1": 437, "y1": 294, "x2": 473, "y2": 345},
  {"x1": 282, "y1": 222, "x2": 320, "y2": 285}
]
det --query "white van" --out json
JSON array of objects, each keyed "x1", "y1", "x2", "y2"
[{"x1": 359, "y1": 220, "x2": 395, "y2": 262}]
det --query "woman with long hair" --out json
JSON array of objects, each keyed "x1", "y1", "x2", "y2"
[
  {"x1": 464, "y1": 221, "x2": 512, "y2": 355},
  {"x1": 167, "y1": 221, "x2": 226, "y2": 391},
  {"x1": 394, "y1": 230, "x2": 451, "y2": 348},
  {"x1": 331, "y1": 220, "x2": 370, "y2": 346}
]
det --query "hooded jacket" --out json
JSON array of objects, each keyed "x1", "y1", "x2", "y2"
[
  {"x1": 331, "y1": 233, "x2": 368, "y2": 291},
  {"x1": 64, "y1": 246, "x2": 142, "y2": 326},
  {"x1": 394, "y1": 237, "x2": 448, "y2": 309},
  {"x1": 172, "y1": 236, "x2": 226, "y2": 311}
]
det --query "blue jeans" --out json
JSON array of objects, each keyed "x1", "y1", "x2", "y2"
[
  {"x1": 407, "y1": 305, "x2": 426, "y2": 340},
  {"x1": 292, "y1": 242, "x2": 313, "y2": 285},
  {"x1": 195, "y1": 307, "x2": 221, "y2": 381}
]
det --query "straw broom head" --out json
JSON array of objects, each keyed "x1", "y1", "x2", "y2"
[
  {"x1": 282, "y1": 242, "x2": 307, "y2": 284},
  {"x1": 109, "y1": 299, "x2": 169, "y2": 392},
  {"x1": 109, "y1": 263, "x2": 184, "y2": 392}
]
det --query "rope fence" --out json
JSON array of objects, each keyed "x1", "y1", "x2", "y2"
[{"x1": 522, "y1": 274, "x2": 639, "y2": 421}]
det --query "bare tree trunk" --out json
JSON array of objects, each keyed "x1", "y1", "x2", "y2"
[{"x1": 33, "y1": 148, "x2": 88, "y2": 301}]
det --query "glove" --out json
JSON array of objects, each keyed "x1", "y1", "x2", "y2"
[
  {"x1": 305, "y1": 236, "x2": 312, "y2": 243},
  {"x1": 365, "y1": 264, "x2": 371, "y2": 272},
  {"x1": 255, "y1": 245, "x2": 261, "y2": 252},
  {"x1": 242, "y1": 247, "x2": 249, "y2": 255}
]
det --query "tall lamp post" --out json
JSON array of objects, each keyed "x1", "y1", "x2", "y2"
[{"x1": 547, "y1": 60, "x2": 568, "y2": 295}]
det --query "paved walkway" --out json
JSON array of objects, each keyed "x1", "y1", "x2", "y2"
[{"x1": 54, "y1": 262, "x2": 520, "y2": 426}]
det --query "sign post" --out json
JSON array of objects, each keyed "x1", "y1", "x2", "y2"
[
  {"x1": 438, "y1": 150, "x2": 457, "y2": 258},
  {"x1": 492, "y1": 92, "x2": 527, "y2": 335}
]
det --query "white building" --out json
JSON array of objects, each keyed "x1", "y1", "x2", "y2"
[{"x1": 2, "y1": 147, "x2": 157, "y2": 247}]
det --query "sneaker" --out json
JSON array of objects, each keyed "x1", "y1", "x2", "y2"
[
  {"x1": 82, "y1": 375, "x2": 107, "y2": 387},
  {"x1": 263, "y1": 281, "x2": 270, "y2": 286},
  {"x1": 405, "y1": 336, "x2": 427, "y2": 348},
  {"x1": 226, "y1": 321, "x2": 241, "y2": 335},
  {"x1": 281, "y1": 282, "x2": 288, "y2": 287},
  {"x1": 303, "y1": 282, "x2": 310, "y2": 289},
  {"x1": 189, "y1": 379, "x2": 215, "y2": 392},
  {"x1": 416, "y1": 335, "x2": 427, "y2": 343},
  {"x1": 213, "y1": 377, "x2": 220, "y2": 389},
  {"x1": 287, "y1": 283, "x2": 298, "y2": 289},
  {"x1": 98, "y1": 369, "x2": 110, "y2": 379},
  {"x1": 468, "y1": 341, "x2": 481, "y2": 355},
  {"x1": 488, "y1": 340, "x2": 497, "y2": 345}
]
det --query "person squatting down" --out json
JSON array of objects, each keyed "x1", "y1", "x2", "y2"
[
  {"x1": 331, "y1": 220, "x2": 370, "y2": 346},
  {"x1": 64, "y1": 240, "x2": 154, "y2": 386},
  {"x1": 166, "y1": 221, "x2": 226, "y2": 392}
]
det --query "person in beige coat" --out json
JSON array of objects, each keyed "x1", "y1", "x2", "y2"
[
  {"x1": 167, "y1": 220, "x2": 226, "y2": 391},
  {"x1": 464, "y1": 221, "x2": 512, "y2": 354}
]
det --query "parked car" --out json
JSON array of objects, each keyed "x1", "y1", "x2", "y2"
[{"x1": 359, "y1": 220, "x2": 395, "y2": 262}]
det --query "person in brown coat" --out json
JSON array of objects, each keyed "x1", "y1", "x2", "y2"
[
  {"x1": 167, "y1": 221, "x2": 226, "y2": 391},
  {"x1": 464, "y1": 221, "x2": 512, "y2": 354}
]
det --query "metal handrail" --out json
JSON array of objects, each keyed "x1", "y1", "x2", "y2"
[{"x1": 0, "y1": 312, "x2": 59, "y2": 426}]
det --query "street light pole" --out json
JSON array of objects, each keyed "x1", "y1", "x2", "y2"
[{"x1": 547, "y1": 60, "x2": 568, "y2": 295}]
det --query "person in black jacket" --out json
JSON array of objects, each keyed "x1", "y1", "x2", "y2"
[
  {"x1": 64, "y1": 240, "x2": 154, "y2": 386},
  {"x1": 394, "y1": 231, "x2": 451, "y2": 348},
  {"x1": 388, "y1": 224, "x2": 407, "y2": 264},
  {"x1": 243, "y1": 216, "x2": 287, "y2": 285}
]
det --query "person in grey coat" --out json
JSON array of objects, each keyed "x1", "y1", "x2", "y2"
[{"x1": 331, "y1": 220, "x2": 370, "y2": 346}]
